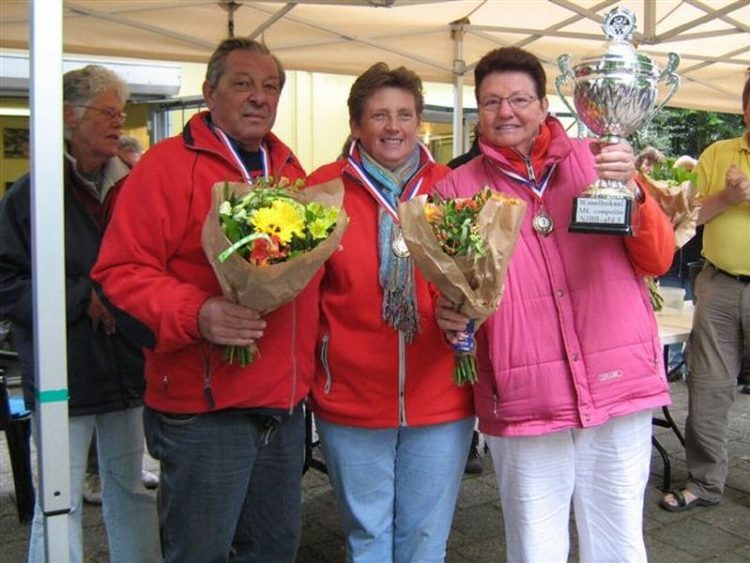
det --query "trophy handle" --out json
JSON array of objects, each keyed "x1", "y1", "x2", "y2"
[
  {"x1": 555, "y1": 55, "x2": 584, "y2": 136},
  {"x1": 653, "y1": 52, "x2": 681, "y2": 116}
]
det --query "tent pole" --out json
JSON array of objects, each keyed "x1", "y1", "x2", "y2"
[
  {"x1": 30, "y1": 0, "x2": 72, "y2": 559},
  {"x1": 451, "y1": 20, "x2": 467, "y2": 159}
]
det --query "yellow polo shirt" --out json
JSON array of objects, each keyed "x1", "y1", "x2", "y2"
[{"x1": 696, "y1": 132, "x2": 750, "y2": 275}]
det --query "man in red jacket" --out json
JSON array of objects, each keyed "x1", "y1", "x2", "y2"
[{"x1": 92, "y1": 39, "x2": 315, "y2": 562}]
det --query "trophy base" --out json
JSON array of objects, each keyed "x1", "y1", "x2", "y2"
[{"x1": 569, "y1": 196, "x2": 634, "y2": 236}]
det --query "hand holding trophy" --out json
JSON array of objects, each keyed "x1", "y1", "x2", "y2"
[{"x1": 556, "y1": 6, "x2": 680, "y2": 235}]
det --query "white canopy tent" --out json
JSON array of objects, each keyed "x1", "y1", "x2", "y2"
[
  {"x1": 1, "y1": 1, "x2": 748, "y2": 560},
  {"x1": 2, "y1": 0, "x2": 748, "y2": 153},
  {"x1": 2, "y1": 1, "x2": 749, "y2": 115}
]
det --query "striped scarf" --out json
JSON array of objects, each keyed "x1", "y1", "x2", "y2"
[{"x1": 360, "y1": 146, "x2": 421, "y2": 342}]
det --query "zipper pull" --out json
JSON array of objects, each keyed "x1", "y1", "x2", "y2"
[{"x1": 204, "y1": 384, "x2": 215, "y2": 410}]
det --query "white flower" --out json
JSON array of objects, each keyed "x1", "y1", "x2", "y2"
[{"x1": 232, "y1": 207, "x2": 248, "y2": 222}]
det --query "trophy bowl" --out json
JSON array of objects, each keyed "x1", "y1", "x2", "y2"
[{"x1": 556, "y1": 7, "x2": 680, "y2": 234}]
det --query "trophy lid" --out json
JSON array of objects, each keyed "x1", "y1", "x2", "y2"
[
  {"x1": 572, "y1": 7, "x2": 658, "y2": 80},
  {"x1": 602, "y1": 7, "x2": 636, "y2": 43}
]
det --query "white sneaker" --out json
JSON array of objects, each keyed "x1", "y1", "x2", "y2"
[
  {"x1": 141, "y1": 469, "x2": 159, "y2": 490},
  {"x1": 83, "y1": 473, "x2": 102, "y2": 505}
]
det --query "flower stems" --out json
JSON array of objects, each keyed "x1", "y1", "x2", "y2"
[
  {"x1": 454, "y1": 353, "x2": 478, "y2": 385},
  {"x1": 223, "y1": 343, "x2": 259, "y2": 367}
]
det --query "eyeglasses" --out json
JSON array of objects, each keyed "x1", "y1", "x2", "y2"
[
  {"x1": 479, "y1": 95, "x2": 538, "y2": 113},
  {"x1": 73, "y1": 105, "x2": 127, "y2": 121}
]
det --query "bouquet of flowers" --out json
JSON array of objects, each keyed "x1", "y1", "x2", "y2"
[
  {"x1": 642, "y1": 158, "x2": 699, "y2": 249},
  {"x1": 202, "y1": 177, "x2": 349, "y2": 365},
  {"x1": 399, "y1": 187, "x2": 526, "y2": 385},
  {"x1": 641, "y1": 158, "x2": 699, "y2": 311}
]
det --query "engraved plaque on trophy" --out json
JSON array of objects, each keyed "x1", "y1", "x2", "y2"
[{"x1": 556, "y1": 7, "x2": 680, "y2": 235}]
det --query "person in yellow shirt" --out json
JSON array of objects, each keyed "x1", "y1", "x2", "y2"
[{"x1": 661, "y1": 75, "x2": 750, "y2": 512}]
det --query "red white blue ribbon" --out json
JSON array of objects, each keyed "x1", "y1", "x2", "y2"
[
  {"x1": 213, "y1": 126, "x2": 269, "y2": 182},
  {"x1": 345, "y1": 141, "x2": 432, "y2": 222},
  {"x1": 495, "y1": 162, "x2": 558, "y2": 199}
]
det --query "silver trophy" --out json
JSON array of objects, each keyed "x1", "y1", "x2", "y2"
[{"x1": 556, "y1": 6, "x2": 680, "y2": 235}]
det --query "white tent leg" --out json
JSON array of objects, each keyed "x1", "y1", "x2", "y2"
[
  {"x1": 30, "y1": 0, "x2": 71, "y2": 560},
  {"x1": 451, "y1": 20, "x2": 466, "y2": 159}
]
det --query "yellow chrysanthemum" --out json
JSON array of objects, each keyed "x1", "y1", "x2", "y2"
[
  {"x1": 424, "y1": 202, "x2": 443, "y2": 224},
  {"x1": 307, "y1": 202, "x2": 339, "y2": 240},
  {"x1": 251, "y1": 199, "x2": 305, "y2": 244}
]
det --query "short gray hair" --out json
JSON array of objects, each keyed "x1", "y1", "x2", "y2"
[
  {"x1": 205, "y1": 38, "x2": 286, "y2": 90},
  {"x1": 63, "y1": 65, "x2": 129, "y2": 138}
]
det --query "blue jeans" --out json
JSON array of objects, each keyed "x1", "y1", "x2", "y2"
[
  {"x1": 316, "y1": 416, "x2": 474, "y2": 563},
  {"x1": 28, "y1": 407, "x2": 161, "y2": 563},
  {"x1": 144, "y1": 404, "x2": 305, "y2": 563}
]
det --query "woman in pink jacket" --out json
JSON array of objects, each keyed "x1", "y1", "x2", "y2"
[{"x1": 436, "y1": 47, "x2": 675, "y2": 562}]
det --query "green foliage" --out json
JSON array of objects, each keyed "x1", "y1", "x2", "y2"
[
  {"x1": 632, "y1": 107, "x2": 745, "y2": 159},
  {"x1": 649, "y1": 157, "x2": 697, "y2": 185}
]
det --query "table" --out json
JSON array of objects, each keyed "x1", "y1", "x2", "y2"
[{"x1": 653, "y1": 306, "x2": 693, "y2": 491}]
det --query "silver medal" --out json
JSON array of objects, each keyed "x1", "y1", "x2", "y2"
[
  {"x1": 532, "y1": 212, "x2": 554, "y2": 236},
  {"x1": 392, "y1": 232, "x2": 410, "y2": 258}
]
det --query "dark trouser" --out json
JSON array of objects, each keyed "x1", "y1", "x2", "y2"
[{"x1": 144, "y1": 404, "x2": 305, "y2": 563}]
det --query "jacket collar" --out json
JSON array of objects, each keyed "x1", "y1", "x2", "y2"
[
  {"x1": 182, "y1": 110, "x2": 302, "y2": 178},
  {"x1": 63, "y1": 145, "x2": 130, "y2": 202}
]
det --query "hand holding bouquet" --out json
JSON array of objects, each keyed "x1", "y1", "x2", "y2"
[
  {"x1": 399, "y1": 187, "x2": 526, "y2": 384},
  {"x1": 202, "y1": 177, "x2": 349, "y2": 365}
]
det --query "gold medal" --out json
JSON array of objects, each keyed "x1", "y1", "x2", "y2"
[
  {"x1": 392, "y1": 232, "x2": 410, "y2": 258},
  {"x1": 532, "y1": 212, "x2": 554, "y2": 236}
]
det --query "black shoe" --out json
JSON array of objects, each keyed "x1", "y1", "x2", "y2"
[
  {"x1": 741, "y1": 384, "x2": 750, "y2": 395},
  {"x1": 464, "y1": 444, "x2": 483, "y2": 475}
]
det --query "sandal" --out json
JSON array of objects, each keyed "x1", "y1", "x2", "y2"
[{"x1": 659, "y1": 489, "x2": 719, "y2": 513}]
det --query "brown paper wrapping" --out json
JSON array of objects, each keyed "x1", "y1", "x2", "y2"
[
  {"x1": 201, "y1": 178, "x2": 349, "y2": 313},
  {"x1": 641, "y1": 176, "x2": 698, "y2": 249},
  {"x1": 398, "y1": 193, "x2": 527, "y2": 321}
]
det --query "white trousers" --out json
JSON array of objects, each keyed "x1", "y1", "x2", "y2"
[
  {"x1": 487, "y1": 411, "x2": 652, "y2": 563},
  {"x1": 28, "y1": 407, "x2": 161, "y2": 563}
]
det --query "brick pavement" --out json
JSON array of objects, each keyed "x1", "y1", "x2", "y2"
[{"x1": 2, "y1": 380, "x2": 750, "y2": 562}]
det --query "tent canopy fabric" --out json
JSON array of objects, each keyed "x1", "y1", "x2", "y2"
[{"x1": 1, "y1": 0, "x2": 748, "y2": 114}]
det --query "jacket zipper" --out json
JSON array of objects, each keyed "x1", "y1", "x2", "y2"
[
  {"x1": 201, "y1": 343, "x2": 215, "y2": 410},
  {"x1": 288, "y1": 300, "x2": 297, "y2": 414},
  {"x1": 320, "y1": 331, "x2": 333, "y2": 394},
  {"x1": 398, "y1": 331, "x2": 407, "y2": 425},
  {"x1": 521, "y1": 153, "x2": 536, "y2": 184}
]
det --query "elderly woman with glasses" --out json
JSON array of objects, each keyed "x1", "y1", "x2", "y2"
[
  {"x1": 436, "y1": 47, "x2": 675, "y2": 562},
  {"x1": 306, "y1": 62, "x2": 474, "y2": 562},
  {"x1": 0, "y1": 65, "x2": 160, "y2": 562}
]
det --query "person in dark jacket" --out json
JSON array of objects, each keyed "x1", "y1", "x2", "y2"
[{"x1": 0, "y1": 65, "x2": 160, "y2": 563}]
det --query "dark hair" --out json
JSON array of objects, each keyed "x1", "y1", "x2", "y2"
[
  {"x1": 474, "y1": 47, "x2": 546, "y2": 101},
  {"x1": 348, "y1": 62, "x2": 424, "y2": 126},
  {"x1": 743, "y1": 74, "x2": 750, "y2": 113},
  {"x1": 205, "y1": 38, "x2": 286, "y2": 90}
]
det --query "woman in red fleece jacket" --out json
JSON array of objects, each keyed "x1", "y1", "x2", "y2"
[{"x1": 307, "y1": 63, "x2": 474, "y2": 562}]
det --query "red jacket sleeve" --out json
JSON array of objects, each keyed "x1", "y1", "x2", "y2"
[{"x1": 623, "y1": 176, "x2": 676, "y2": 277}]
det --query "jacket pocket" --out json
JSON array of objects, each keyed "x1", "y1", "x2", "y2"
[{"x1": 319, "y1": 331, "x2": 333, "y2": 394}]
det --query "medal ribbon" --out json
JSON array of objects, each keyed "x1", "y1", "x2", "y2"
[
  {"x1": 213, "y1": 126, "x2": 269, "y2": 182},
  {"x1": 495, "y1": 162, "x2": 558, "y2": 199},
  {"x1": 346, "y1": 140, "x2": 432, "y2": 223}
]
